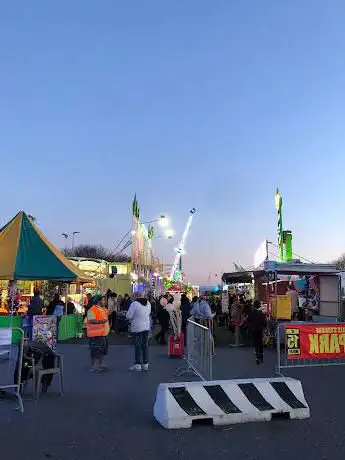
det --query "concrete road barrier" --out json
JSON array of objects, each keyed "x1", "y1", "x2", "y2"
[{"x1": 154, "y1": 377, "x2": 310, "y2": 429}]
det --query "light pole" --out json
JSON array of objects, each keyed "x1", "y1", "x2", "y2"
[
  {"x1": 110, "y1": 216, "x2": 172, "y2": 256},
  {"x1": 62, "y1": 233, "x2": 69, "y2": 252},
  {"x1": 164, "y1": 228, "x2": 174, "y2": 239},
  {"x1": 72, "y1": 231, "x2": 80, "y2": 252},
  {"x1": 116, "y1": 231, "x2": 173, "y2": 255}
]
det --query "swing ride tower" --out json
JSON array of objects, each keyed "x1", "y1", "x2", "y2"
[{"x1": 169, "y1": 208, "x2": 196, "y2": 281}]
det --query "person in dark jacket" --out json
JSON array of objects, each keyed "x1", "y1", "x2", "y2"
[
  {"x1": 27, "y1": 289, "x2": 44, "y2": 340},
  {"x1": 28, "y1": 289, "x2": 44, "y2": 316},
  {"x1": 180, "y1": 294, "x2": 191, "y2": 341},
  {"x1": 66, "y1": 298, "x2": 75, "y2": 315},
  {"x1": 121, "y1": 294, "x2": 131, "y2": 312},
  {"x1": 155, "y1": 295, "x2": 170, "y2": 345},
  {"x1": 47, "y1": 293, "x2": 61, "y2": 316},
  {"x1": 247, "y1": 300, "x2": 267, "y2": 365}
]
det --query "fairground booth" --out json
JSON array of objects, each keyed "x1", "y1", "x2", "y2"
[
  {"x1": 222, "y1": 259, "x2": 343, "y2": 344},
  {"x1": 0, "y1": 211, "x2": 92, "y2": 342}
]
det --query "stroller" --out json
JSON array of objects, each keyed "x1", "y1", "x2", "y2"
[{"x1": 14, "y1": 342, "x2": 56, "y2": 393}]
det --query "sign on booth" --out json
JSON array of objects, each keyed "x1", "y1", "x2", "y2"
[{"x1": 285, "y1": 324, "x2": 345, "y2": 360}]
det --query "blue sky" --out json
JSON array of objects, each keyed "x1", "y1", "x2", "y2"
[{"x1": 1, "y1": 1, "x2": 345, "y2": 284}]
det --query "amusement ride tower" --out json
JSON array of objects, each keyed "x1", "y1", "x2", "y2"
[{"x1": 169, "y1": 208, "x2": 196, "y2": 281}]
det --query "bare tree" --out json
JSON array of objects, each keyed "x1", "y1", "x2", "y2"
[{"x1": 335, "y1": 254, "x2": 345, "y2": 270}]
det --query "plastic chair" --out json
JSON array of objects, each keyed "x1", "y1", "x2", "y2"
[
  {"x1": 20, "y1": 352, "x2": 36, "y2": 399},
  {"x1": 35, "y1": 353, "x2": 64, "y2": 403},
  {"x1": 0, "y1": 327, "x2": 24, "y2": 413}
]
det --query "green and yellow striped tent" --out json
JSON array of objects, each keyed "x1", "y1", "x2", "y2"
[{"x1": 0, "y1": 211, "x2": 92, "y2": 282}]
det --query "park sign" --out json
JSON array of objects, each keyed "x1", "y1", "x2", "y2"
[{"x1": 285, "y1": 323, "x2": 345, "y2": 360}]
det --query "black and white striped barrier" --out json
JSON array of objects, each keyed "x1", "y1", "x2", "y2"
[{"x1": 154, "y1": 377, "x2": 310, "y2": 429}]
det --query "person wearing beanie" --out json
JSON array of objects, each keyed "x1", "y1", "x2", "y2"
[{"x1": 86, "y1": 294, "x2": 110, "y2": 372}]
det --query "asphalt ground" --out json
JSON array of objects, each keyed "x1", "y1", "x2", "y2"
[{"x1": 0, "y1": 332, "x2": 344, "y2": 460}]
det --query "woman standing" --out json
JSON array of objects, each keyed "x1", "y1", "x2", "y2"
[{"x1": 126, "y1": 294, "x2": 151, "y2": 371}]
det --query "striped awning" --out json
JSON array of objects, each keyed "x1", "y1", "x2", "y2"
[{"x1": 0, "y1": 211, "x2": 92, "y2": 282}]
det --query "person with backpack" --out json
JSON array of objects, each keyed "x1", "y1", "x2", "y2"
[{"x1": 246, "y1": 300, "x2": 267, "y2": 365}]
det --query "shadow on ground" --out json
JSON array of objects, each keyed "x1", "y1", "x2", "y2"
[{"x1": 0, "y1": 342, "x2": 344, "y2": 460}]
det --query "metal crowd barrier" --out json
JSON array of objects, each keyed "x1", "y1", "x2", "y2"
[
  {"x1": 276, "y1": 322, "x2": 345, "y2": 375},
  {"x1": 185, "y1": 318, "x2": 213, "y2": 381},
  {"x1": 0, "y1": 327, "x2": 25, "y2": 413}
]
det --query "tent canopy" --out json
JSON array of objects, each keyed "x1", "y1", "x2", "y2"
[{"x1": 0, "y1": 211, "x2": 92, "y2": 282}]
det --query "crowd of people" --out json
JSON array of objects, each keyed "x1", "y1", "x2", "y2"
[
  {"x1": 83, "y1": 290, "x2": 269, "y2": 373},
  {"x1": 84, "y1": 292, "x2": 214, "y2": 372},
  {"x1": 3, "y1": 286, "x2": 270, "y2": 372},
  {"x1": 85, "y1": 291, "x2": 152, "y2": 373}
]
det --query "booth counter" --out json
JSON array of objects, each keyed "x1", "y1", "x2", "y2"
[
  {"x1": 58, "y1": 314, "x2": 83, "y2": 341},
  {"x1": 0, "y1": 316, "x2": 23, "y2": 343},
  {"x1": 0, "y1": 314, "x2": 83, "y2": 343}
]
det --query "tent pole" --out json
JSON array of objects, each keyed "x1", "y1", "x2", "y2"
[
  {"x1": 65, "y1": 283, "x2": 69, "y2": 337},
  {"x1": 8, "y1": 280, "x2": 16, "y2": 365}
]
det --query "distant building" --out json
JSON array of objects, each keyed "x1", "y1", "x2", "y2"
[{"x1": 68, "y1": 257, "x2": 132, "y2": 296}]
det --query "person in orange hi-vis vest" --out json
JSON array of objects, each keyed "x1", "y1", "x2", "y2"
[{"x1": 87, "y1": 294, "x2": 110, "y2": 373}]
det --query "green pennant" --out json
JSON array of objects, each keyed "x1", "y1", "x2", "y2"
[
  {"x1": 132, "y1": 194, "x2": 140, "y2": 219},
  {"x1": 148, "y1": 225, "x2": 154, "y2": 239}
]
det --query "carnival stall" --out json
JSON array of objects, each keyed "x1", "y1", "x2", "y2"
[
  {"x1": 222, "y1": 259, "x2": 343, "y2": 345},
  {"x1": 0, "y1": 211, "x2": 92, "y2": 342}
]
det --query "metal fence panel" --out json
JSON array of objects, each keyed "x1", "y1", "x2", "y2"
[
  {"x1": 186, "y1": 318, "x2": 213, "y2": 381},
  {"x1": 277, "y1": 322, "x2": 345, "y2": 374}
]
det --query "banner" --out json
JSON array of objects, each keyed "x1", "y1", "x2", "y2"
[
  {"x1": 285, "y1": 323, "x2": 345, "y2": 360},
  {"x1": 33, "y1": 315, "x2": 57, "y2": 350}
]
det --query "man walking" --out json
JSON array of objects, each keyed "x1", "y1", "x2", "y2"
[
  {"x1": 87, "y1": 295, "x2": 110, "y2": 372},
  {"x1": 247, "y1": 300, "x2": 267, "y2": 365}
]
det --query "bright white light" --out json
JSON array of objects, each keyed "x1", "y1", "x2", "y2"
[
  {"x1": 130, "y1": 272, "x2": 138, "y2": 281},
  {"x1": 131, "y1": 230, "x2": 136, "y2": 235},
  {"x1": 275, "y1": 189, "x2": 281, "y2": 211},
  {"x1": 165, "y1": 228, "x2": 174, "y2": 238},
  {"x1": 159, "y1": 215, "x2": 169, "y2": 228},
  {"x1": 153, "y1": 272, "x2": 159, "y2": 277}
]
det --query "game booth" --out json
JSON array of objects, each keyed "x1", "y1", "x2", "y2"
[
  {"x1": 0, "y1": 211, "x2": 93, "y2": 343},
  {"x1": 222, "y1": 260, "x2": 343, "y2": 345}
]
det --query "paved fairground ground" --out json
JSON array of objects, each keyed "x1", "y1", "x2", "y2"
[{"x1": 1, "y1": 329, "x2": 345, "y2": 460}]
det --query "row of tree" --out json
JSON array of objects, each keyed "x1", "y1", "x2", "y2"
[
  {"x1": 63, "y1": 244, "x2": 130, "y2": 263},
  {"x1": 336, "y1": 254, "x2": 345, "y2": 270}
]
